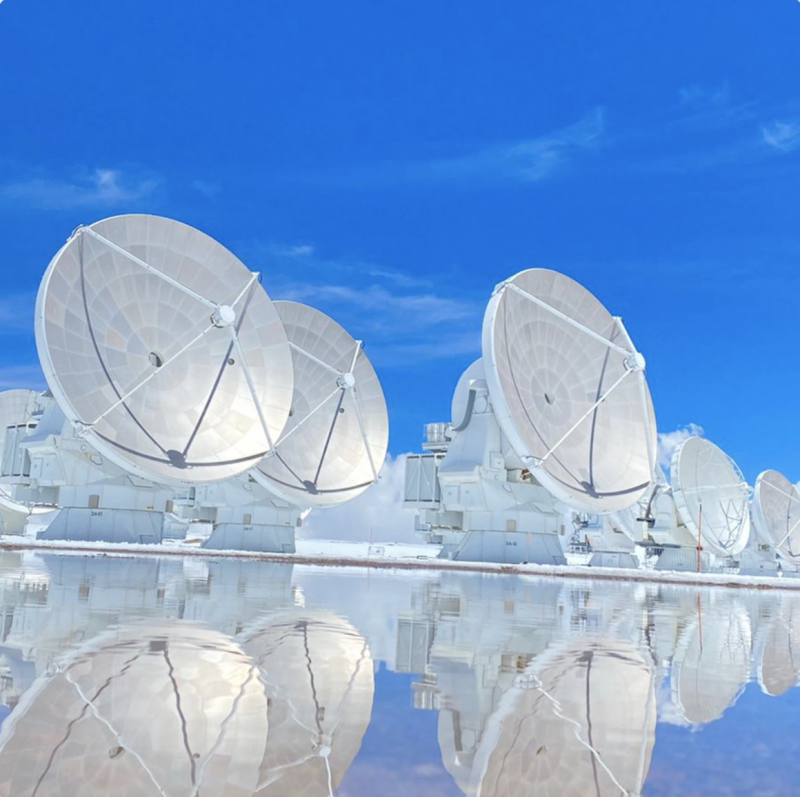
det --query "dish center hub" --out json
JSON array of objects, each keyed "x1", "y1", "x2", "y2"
[
  {"x1": 337, "y1": 373, "x2": 356, "y2": 390},
  {"x1": 212, "y1": 305, "x2": 236, "y2": 328}
]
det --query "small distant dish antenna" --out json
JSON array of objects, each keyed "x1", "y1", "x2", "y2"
[
  {"x1": 752, "y1": 470, "x2": 800, "y2": 564},
  {"x1": 35, "y1": 214, "x2": 294, "y2": 486},
  {"x1": 253, "y1": 301, "x2": 388, "y2": 507},
  {"x1": 482, "y1": 268, "x2": 656, "y2": 514},
  {"x1": 671, "y1": 436, "x2": 750, "y2": 557}
]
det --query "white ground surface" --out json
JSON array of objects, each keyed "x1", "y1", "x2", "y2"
[{"x1": 2, "y1": 535, "x2": 800, "y2": 592}]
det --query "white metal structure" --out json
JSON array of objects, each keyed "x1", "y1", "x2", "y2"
[
  {"x1": 0, "y1": 390, "x2": 55, "y2": 533},
  {"x1": 5, "y1": 393, "x2": 177, "y2": 544},
  {"x1": 405, "y1": 269, "x2": 657, "y2": 565},
  {"x1": 197, "y1": 301, "x2": 388, "y2": 552},
  {"x1": 484, "y1": 269, "x2": 656, "y2": 514},
  {"x1": 6, "y1": 216, "x2": 389, "y2": 549},
  {"x1": 9, "y1": 213, "x2": 299, "y2": 544},
  {"x1": 743, "y1": 470, "x2": 800, "y2": 575},
  {"x1": 36, "y1": 214, "x2": 294, "y2": 485},
  {"x1": 667, "y1": 436, "x2": 750, "y2": 569}
]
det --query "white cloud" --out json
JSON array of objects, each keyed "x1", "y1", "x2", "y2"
[
  {"x1": 762, "y1": 120, "x2": 800, "y2": 153},
  {"x1": 300, "y1": 454, "x2": 417, "y2": 543},
  {"x1": 657, "y1": 423, "x2": 705, "y2": 472},
  {"x1": 1, "y1": 168, "x2": 157, "y2": 209}
]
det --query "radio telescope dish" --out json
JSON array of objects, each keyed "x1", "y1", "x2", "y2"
[
  {"x1": 671, "y1": 437, "x2": 750, "y2": 557},
  {"x1": 0, "y1": 389, "x2": 40, "y2": 511},
  {"x1": 35, "y1": 214, "x2": 294, "y2": 485},
  {"x1": 483, "y1": 268, "x2": 656, "y2": 514},
  {"x1": 253, "y1": 301, "x2": 388, "y2": 507},
  {"x1": 752, "y1": 470, "x2": 800, "y2": 564}
]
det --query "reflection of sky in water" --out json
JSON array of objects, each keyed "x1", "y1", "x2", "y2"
[{"x1": 0, "y1": 550, "x2": 799, "y2": 795}]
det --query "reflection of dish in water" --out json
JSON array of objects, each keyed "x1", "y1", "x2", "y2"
[
  {"x1": 440, "y1": 640, "x2": 656, "y2": 797},
  {"x1": 0, "y1": 622, "x2": 269, "y2": 797},
  {"x1": 757, "y1": 595, "x2": 800, "y2": 697},
  {"x1": 672, "y1": 601, "x2": 752, "y2": 725},
  {"x1": 240, "y1": 610, "x2": 374, "y2": 796}
]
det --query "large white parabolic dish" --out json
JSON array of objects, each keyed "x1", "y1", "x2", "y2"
[
  {"x1": 752, "y1": 470, "x2": 800, "y2": 564},
  {"x1": 482, "y1": 268, "x2": 656, "y2": 514},
  {"x1": 671, "y1": 436, "x2": 750, "y2": 557},
  {"x1": 253, "y1": 301, "x2": 388, "y2": 508},
  {"x1": 35, "y1": 215, "x2": 294, "y2": 486}
]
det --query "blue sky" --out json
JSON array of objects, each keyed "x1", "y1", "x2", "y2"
[{"x1": 1, "y1": 1, "x2": 799, "y2": 484}]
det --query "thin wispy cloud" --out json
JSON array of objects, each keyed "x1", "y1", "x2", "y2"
[
  {"x1": 273, "y1": 243, "x2": 316, "y2": 258},
  {"x1": 411, "y1": 106, "x2": 605, "y2": 184},
  {"x1": 1, "y1": 168, "x2": 157, "y2": 210},
  {"x1": 245, "y1": 239, "x2": 433, "y2": 289},
  {"x1": 288, "y1": 107, "x2": 606, "y2": 189},
  {"x1": 279, "y1": 283, "x2": 476, "y2": 327},
  {"x1": 243, "y1": 239, "x2": 481, "y2": 367},
  {"x1": 275, "y1": 281, "x2": 480, "y2": 366},
  {"x1": 594, "y1": 86, "x2": 800, "y2": 176},
  {"x1": 675, "y1": 82, "x2": 757, "y2": 128},
  {"x1": 761, "y1": 120, "x2": 800, "y2": 153}
]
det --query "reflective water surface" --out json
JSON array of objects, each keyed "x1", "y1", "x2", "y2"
[{"x1": 0, "y1": 551, "x2": 798, "y2": 796}]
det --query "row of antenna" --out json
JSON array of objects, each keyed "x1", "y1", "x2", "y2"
[{"x1": 0, "y1": 213, "x2": 796, "y2": 573}]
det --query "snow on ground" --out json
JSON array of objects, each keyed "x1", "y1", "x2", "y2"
[{"x1": 2, "y1": 535, "x2": 800, "y2": 592}]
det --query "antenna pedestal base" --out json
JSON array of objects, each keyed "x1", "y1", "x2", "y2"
[
  {"x1": 37, "y1": 507, "x2": 163, "y2": 545},
  {"x1": 201, "y1": 523, "x2": 296, "y2": 554},
  {"x1": 588, "y1": 551, "x2": 640, "y2": 569},
  {"x1": 440, "y1": 529, "x2": 566, "y2": 566},
  {"x1": 738, "y1": 547, "x2": 780, "y2": 577},
  {"x1": 654, "y1": 547, "x2": 713, "y2": 573}
]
